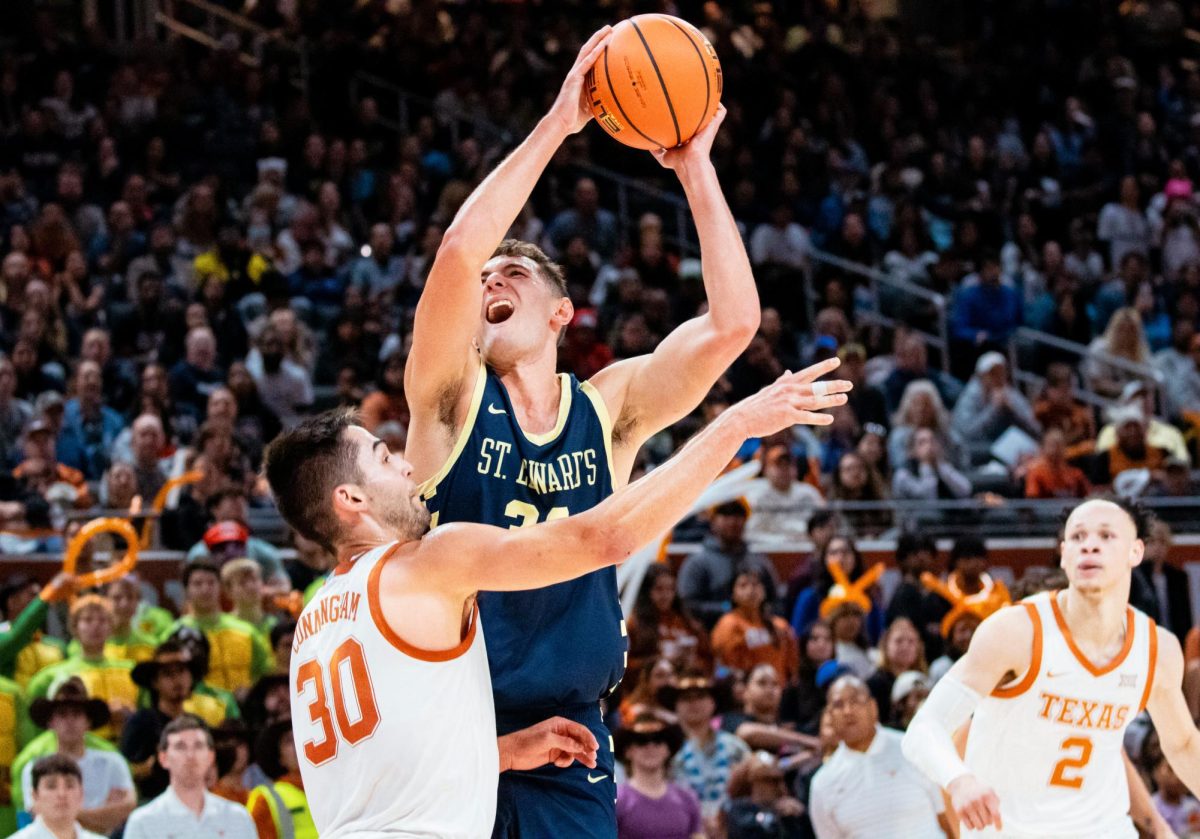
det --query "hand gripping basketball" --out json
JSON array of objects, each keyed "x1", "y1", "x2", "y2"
[{"x1": 64, "y1": 517, "x2": 139, "y2": 589}]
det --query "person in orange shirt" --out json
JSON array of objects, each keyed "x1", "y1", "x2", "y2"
[
  {"x1": 626, "y1": 564, "x2": 713, "y2": 677},
  {"x1": 358, "y1": 351, "x2": 408, "y2": 433},
  {"x1": 711, "y1": 568, "x2": 799, "y2": 683},
  {"x1": 1024, "y1": 427, "x2": 1092, "y2": 499},
  {"x1": 1033, "y1": 363, "x2": 1095, "y2": 446}
]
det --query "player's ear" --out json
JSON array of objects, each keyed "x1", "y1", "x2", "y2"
[
  {"x1": 331, "y1": 483, "x2": 367, "y2": 518},
  {"x1": 1129, "y1": 538, "x2": 1145, "y2": 568},
  {"x1": 552, "y1": 296, "x2": 574, "y2": 329}
]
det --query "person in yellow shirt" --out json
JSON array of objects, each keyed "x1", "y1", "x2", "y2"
[
  {"x1": 27, "y1": 596, "x2": 138, "y2": 741},
  {"x1": 0, "y1": 674, "x2": 36, "y2": 835},
  {"x1": 168, "y1": 563, "x2": 272, "y2": 696}
]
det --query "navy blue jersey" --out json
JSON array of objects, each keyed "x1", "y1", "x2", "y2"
[{"x1": 419, "y1": 359, "x2": 627, "y2": 718}]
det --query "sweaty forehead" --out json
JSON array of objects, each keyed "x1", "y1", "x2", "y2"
[{"x1": 482, "y1": 255, "x2": 540, "y2": 277}]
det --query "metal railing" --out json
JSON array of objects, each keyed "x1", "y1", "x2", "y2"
[
  {"x1": 1008, "y1": 327, "x2": 1167, "y2": 417},
  {"x1": 809, "y1": 247, "x2": 951, "y2": 371},
  {"x1": 155, "y1": 0, "x2": 308, "y2": 91}
]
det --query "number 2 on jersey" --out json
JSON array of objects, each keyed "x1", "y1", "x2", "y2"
[
  {"x1": 296, "y1": 637, "x2": 381, "y2": 765},
  {"x1": 1049, "y1": 736, "x2": 1093, "y2": 789},
  {"x1": 504, "y1": 500, "x2": 568, "y2": 528}
]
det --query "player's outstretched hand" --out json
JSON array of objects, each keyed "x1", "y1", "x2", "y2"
[
  {"x1": 725, "y1": 357, "x2": 852, "y2": 440},
  {"x1": 498, "y1": 716, "x2": 600, "y2": 772},
  {"x1": 947, "y1": 774, "x2": 1003, "y2": 832},
  {"x1": 547, "y1": 27, "x2": 614, "y2": 136},
  {"x1": 652, "y1": 105, "x2": 727, "y2": 171}
]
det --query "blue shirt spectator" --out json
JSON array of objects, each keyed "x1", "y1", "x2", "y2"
[
  {"x1": 950, "y1": 253, "x2": 1023, "y2": 348},
  {"x1": 56, "y1": 362, "x2": 127, "y2": 481}
]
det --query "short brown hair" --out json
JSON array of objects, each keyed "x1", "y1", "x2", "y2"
[
  {"x1": 263, "y1": 408, "x2": 362, "y2": 554},
  {"x1": 158, "y1": 713, "x2": 213, "y2": 752},
  {"x1": 31, "y1": 753, "x2": 82, "y2": 791},
  {"x1": 491, "y1": 239, "x2": 567, "y2": 296}
]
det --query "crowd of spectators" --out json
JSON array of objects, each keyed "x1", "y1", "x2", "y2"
[{"x1": 5, "y1": 0, "x2": 1200, "y2": 836}]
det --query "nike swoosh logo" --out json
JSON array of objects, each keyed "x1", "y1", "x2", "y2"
[
  {"x1": 587, "y1": 773, "x2": 607, "y2": 784},
  {"x1": 1047, "y1": 671, "x2": 1067, "y2": 678},
  {"x1": 487, "y1": 403, "x2": 506, "y2": 415}
]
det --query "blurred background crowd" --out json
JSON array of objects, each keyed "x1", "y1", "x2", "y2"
[{"x1": 5, "y1": 0, "x2": 1200, "y2": 836}]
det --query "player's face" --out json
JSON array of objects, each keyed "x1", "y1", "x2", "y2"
[
  {"x1": 477, "y1": 256, "x2": 567, "y2": 364},
  {"x1": 1059, "y1": 500, "x2": 1143, "y2": 595},
  {"x1": 347, "y1": 426, "x2": 431, "y2": 540}
]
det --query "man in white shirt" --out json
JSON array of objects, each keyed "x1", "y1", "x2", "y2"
[
  {"x1": 749, "y1": 203, "x2": 811, "y2": 272},
  {"x1": 13, "y1": 754, "x2": 107, "y2": 839},
  {"x1": 809, "y1": 676, "x2": 950, "y2": 838},
  {"x1": 743, "y1": 445, "x2": 824, "y2": 544},
  {"x1": 123, "y1": 716, "x2": 256, "y2": 839}
]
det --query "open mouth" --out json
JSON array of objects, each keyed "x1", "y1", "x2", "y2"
[
  {"x1": 1077, "y1": 561, "x2": 1102, "y2": 573},
  {"x1": 486, "y1": 299, "x2": 515, "y2": 324}
]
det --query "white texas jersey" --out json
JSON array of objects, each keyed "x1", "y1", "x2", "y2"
[
  {"x1": 964, "y1": 591, "x2": 1158, "y2": 838},
  {"x1": 290, "y1": 542, "x2": 498, "y2": 838}
]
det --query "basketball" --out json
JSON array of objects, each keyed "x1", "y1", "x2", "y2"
[{"x1": 586, "y1": 14, "x2": 723, "y2": 151}]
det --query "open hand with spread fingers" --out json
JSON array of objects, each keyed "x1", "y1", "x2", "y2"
[
  {"x1": 498, "y1": 716, "x2": 600, "y2": 772},
  {"x1": 725, "y1": 357, "x2": 853, "y2": 440}
]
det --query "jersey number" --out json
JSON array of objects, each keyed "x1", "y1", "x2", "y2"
[
  {"x1": 1049, "y1": 736, "x2": 1093, "y2": 789},
  {"x1": 504, "y1": 500, "x2": 569, "y2": 529},
  {"x1": 296, "y1": 637, "x2": 382, "y2": 766}
]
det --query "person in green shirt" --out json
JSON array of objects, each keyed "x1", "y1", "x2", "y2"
[
  {"x1": 220, "y1": 558, "x2": 279, "y2": 639},
  {"x1": 0, "y1": 574, "x2": 74, "y2": 687},
  {"x1": 11, "y1": 675, "x2": 133, "y2": 830},
  {"x1": 168, "y1": 562, "x2": 273, "y2": 695},
  {"x1": 27, "y1": 596, "x2": 139, "y2": 741},
  {"x1": 0, "y1": 674, "x2": 36, "y2": 835}
]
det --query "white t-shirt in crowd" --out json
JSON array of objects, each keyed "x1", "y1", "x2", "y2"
[{"x1": 22, "y1": 748, "x2": 133, "y2": 812}]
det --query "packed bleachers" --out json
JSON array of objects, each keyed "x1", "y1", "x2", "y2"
[{"x1": 6, "y1": 0, "x2": 1200, "y2": 836}]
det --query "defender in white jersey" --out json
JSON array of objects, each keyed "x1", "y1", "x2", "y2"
[
  {"x1": 903, "y1": 498, "x2": 1200, "y2": 838},
  {"x1": 263, "y1": 362, "x2": 850, "y2": 838}
]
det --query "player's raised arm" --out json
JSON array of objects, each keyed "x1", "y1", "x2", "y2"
[
  {"x1": 405, "y1": 26, "x2": 612, "y2": 412},
  {"x1": 591, "y1": 106, "x2": 760, "y2": 459},
  {"x1": 421, "y1": 359, "x2": 849, "y2": 595},
  {"x1": 1146, "y1": 626, "x2": 1200, "y2": 796},
  {"x1": 902, "y1": 604, "x2": 1036, "y2": 833}
]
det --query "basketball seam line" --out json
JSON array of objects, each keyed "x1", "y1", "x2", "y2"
[
  {"x1": 630, "y1": 19, "x2": 681, "y2": 148},
  {"x1": 667, "y1": 19, "x2": 710, "y2": 141},
  {"x1": 603, "y1": 45, "x2": 668, "y2": 149}
]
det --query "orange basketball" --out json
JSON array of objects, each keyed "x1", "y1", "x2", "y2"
[{"x1": 586, "y1": 14, "x2": 722, "y2": 151}]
